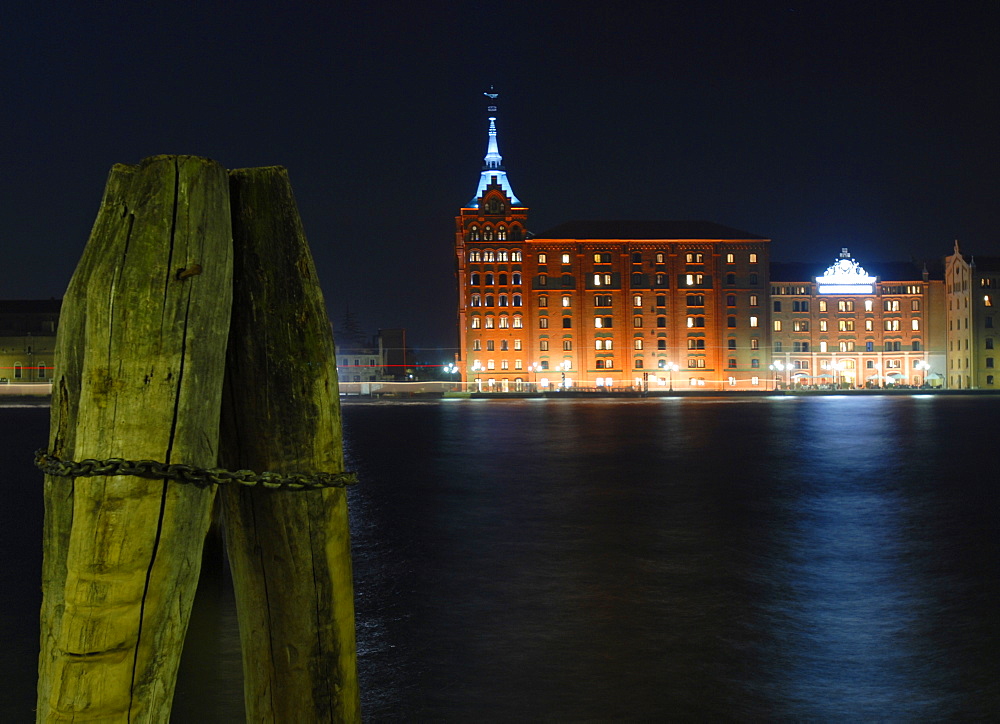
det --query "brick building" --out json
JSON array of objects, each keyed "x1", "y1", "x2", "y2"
[{"x1": 944, "y1": 242, "x2": 1000, "y2": 389}]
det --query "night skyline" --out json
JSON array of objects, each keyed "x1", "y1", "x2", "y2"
[{"x1": 4, "y1": 2, "x2": 998, "y2": 352}]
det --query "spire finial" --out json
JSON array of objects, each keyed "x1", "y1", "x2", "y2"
[{"x1": 466, "y1": 86, "x2": 521, "y2": 207}]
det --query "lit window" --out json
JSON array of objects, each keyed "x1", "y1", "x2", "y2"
[
  {"x1": 633, "y1": 294, "x2": 642, "y2": 307},
  {"x1": 562, "y1": 295, "x2": 571, "y2": 307},
  {"x1": 538, "y1": 296, "x2": 548, "y2": 307},
  {"x1": 561, "y1": 253, "x2": 571, "y2": 264},
  {"x1": 838, "y1": 300, "x2": 855, "y2": 312},
  {"x1": 471, "y1": 317, "x2": 481, "y2": 328},
  {"x1": 884, "y1": 319, "x2": 900, "y2": 331},
  {"x1": 687, "y1": 317, "x2": 705, "y2": 328},
  {"x1": 985, "y1": 295, "x2": 993, "y2": 307},
  {"x1": 793, "y1": 320, "x2": 809, "y2": 332},
  {"x1": 819, "y1": 300, "x2": 827, "y2": 312},
  {"x1": 515, "y1": 359, "x2": 523, "y2": 369},
  {"x1": 487, "y1": 360, "x2": 495, "y2": 370},
  {"x1": 538, "y1": 253, "x2": 547, "y2": 264},
  {"x1": 511, "y1": 250, "x2": 522, "y2": 261},
  {"x1": 484, "y1": 317, "x2": 494, "y2": 328},
  {"x1": 538, "y1": 274, "x2": 547, "y2": 287},
  {"x1": 514, "y1": 339, "x2": 522, "y2": 350},
  {"x1": 773, "y1": 320, "x2": 782, "y2": 331},
  {"x1": 750, "y1": 316, "x2": 758, "y2": 328},
  {"x1": 820, "y1": 320, "x2": 828, "y2": 332},
  {"x1": 513, "y1": 316, "x2": 523, "y2": 329},
  {"x1": 726, "y1": 253, "x2": 734, "y2": 263},
  {"x1": 749, "y1": 294, "x2": 758, "y2": 306},
  {"x1": 685, "y1": 273, "x2": 704, "y2": 286},
  {"x1": 634, "y1": 339, "x2": 643, "y2": 350},
  {"x1": 655, "y1": 252, "x2": 665, "y2": 264},
  {"x1": 499, "y1": 316, "x2": 509, "y2": 328},
  {"x1": 839, "y1": 319, "x2": 855, "y2": 331},
  {"x1": 633, "y1": 316, "x2": 643, "y2": 328},
  {"x1": 540, "y1": 341, "x2": 549, "y2": 351},
  {"x1": 749, "y1": 253, "x2": 758, "y2": 263},
  {"x1": 539, "y1": 318, "x2": 549, "y2": 329},
  {"x1": 750, "y1": 338, "x2": 759, "y2": 350},
  {"x1": 912, "y1": 319, "x2": 920, "y2": 331},
  {"x1": 471, "y1": 294, "x2": 481, "y2": 307},
  {"x1": 564, "y1": 341, "x2": 573, "y2": 351}
]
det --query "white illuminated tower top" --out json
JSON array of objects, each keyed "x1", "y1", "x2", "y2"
[
  {"x1": 468, "y1": 87, "x2": 522, "y2": 207},
  {"x1": 816, "y1": 248, "x2": 876, "y2": 294}
]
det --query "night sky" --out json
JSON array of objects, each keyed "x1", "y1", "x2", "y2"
[{"x1": 4, "y1": 2, "x2": 998, "y2": 354}]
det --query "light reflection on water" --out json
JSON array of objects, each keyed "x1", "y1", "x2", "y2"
[{"x1": 2, "y1": 398, "x2": 998, "y2": 721}]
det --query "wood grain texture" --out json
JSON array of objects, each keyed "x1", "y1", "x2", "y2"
[
  {"x1": 220, "y1": 166, "x2": 360, "y2": 722},
  {"x1": 37, "y1": 155, "x2": 233, "y2": 722}
]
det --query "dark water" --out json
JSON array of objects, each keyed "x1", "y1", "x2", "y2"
[{"x1": 3, "y1": 397, "x2": 999, "y2": 721}]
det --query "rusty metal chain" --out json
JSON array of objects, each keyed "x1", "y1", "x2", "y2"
[{"x1": 34, "y1": 449, "x2": 357, "y2": 491}]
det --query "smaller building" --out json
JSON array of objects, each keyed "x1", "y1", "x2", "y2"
[
  {"x1": 0, "y1": 299, "x2": 61, "y2": 384},
  {"x1": 769, "y1": 250, "x2": 944, "y2": 388},
  {"x1": 944, "y1": 243, "x2": 1000, "y2": 389}
]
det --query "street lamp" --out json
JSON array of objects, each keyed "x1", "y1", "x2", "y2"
[
  {"x1": 833, "y1": 360, "x2": 845, "y2": 389},
  {"x1": 666, "y1": 362, "x2": 679, "y2": 391},
  {"x1": 769, "y1": 360, "x2": 786, "y2": 390},
  {"x1": 559, "y1": 359, "x2": 571, "y2": 389},
  {"x1": 442, "y1": 362, "x2": 459, "y2": 391},
  {"x1": 914, "y1": 360, "x2": 930, "y2": 388},
  {"x1": 528, "y1": 362, "x2": 542, "y2": 391}
]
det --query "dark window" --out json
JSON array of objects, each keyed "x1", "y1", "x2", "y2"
[
  {"x1": 562, "y1": 317, "x2": 572, "y2": 328},
  {"x1": 773, "y1": 301, "x2": 781, "y2": 312}
]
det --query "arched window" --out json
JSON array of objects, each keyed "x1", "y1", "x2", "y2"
[
  {"x1": 657, "y1": 340, "x2": 667, "y2": 350},
  {"x1": 511, "y1": 249, "x2": 522, "y2": 260},
  {"x1": 726, "y1": 273, "x2": 736, "y2": 285},
  {"x1": 497, "y1": 226, "x2": 507, "y2": 240},
  {"x1": 655, "y1": 252, "x2": 665, "y2": 264},
  {"x1": 471, "y1": 317, "x2": 481, "y2": 328},
  {"x1": 484, "y1": 295, "x2": 494, "y2": 307},
  {"x1": 485, "y1": 273, "x2": 494, "y2": 285},
  {"x1": 512, "y1": 294, "x2": 522, "y2": 307},
  {"x1": 469, "y1": 250, "x2": 481, "y2": 262},
  {"x1": 14, "y1": 363, "x2": 23, "y2": 379},
  {"x1": 656, "y1": 317, "x2": 666, "y2": 328},
  {"x1": 470, "y1": 225, "x2": 481, "y2": 241},
  {"x1": 470, "y1": 272, "x2": 480, "y2": 285},
  {"x1": 498, "y1": 273, "x2": 508, "y2": 285},
  {"x1": 498, "y1": 294, "x2": 508, "y2": 307},
  {"x1": 483, "y1": 226, "x2": 493, "y2": 241},
  {"x1": 727, "y1": 294, "x2": 736, "y2": 306},
  {"x1": 634, "y1": 339, "x2": 643, "y2": 349},
  {"x1": 510, "y1": 227, "x2": 522, "y2": 241},
  {"x1": 512, "y1": 272, "x2": 522, "y2": 285},
  {"x1": 471, "y1": 294, "x2": 481, "y2": 307},
  {"x1": 497, "y1": 250, "x2": 508, "y2": 262},
  {"x1": 513, "y1": 315, "x2": 523, "y2": 328}
]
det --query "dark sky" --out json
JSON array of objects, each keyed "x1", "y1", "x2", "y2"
[{"x1": 4, "y1": 2, "x2": 998, "y2": 354}]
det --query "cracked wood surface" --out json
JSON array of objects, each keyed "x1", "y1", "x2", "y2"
[
  {"x1": 219, "y1": 166, "x2": 360, "y2": 722},
  {"x1": 37, "y1": 156, "x2": 233, "y2": 722}
]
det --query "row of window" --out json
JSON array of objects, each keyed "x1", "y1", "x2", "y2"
[
  {"x1": 470, "y1": 272, "x2": 523, "y2": 286},
  {"x1": 468, "y1": 226, "x2": 523, "y2": 242},
  {"x1": 536, "y1": 252, "x2": 760, "y2": 265},
  {"x1": 773, "y1": 299, "x2": 922, "y2": 312},
  {"x1": 773, "y1": 319, "x2": 921, "y2": 331},
  {"x1": 468, "y1": 249, "x2": 523, "y2": 262},
  {"x1": 540, "y1": 293, "x2": 762, "y2": 308},
  {"x1": 5, "y1": 363, "x2": 47, "y2": 379},
  {"x1": 468, "y1": 357, "x2": 762, "y2": 372},
  {"x1": 774, "y1": 340, "x2": 922, "y2": 352},
  {"x1": 536, "y1": 272, "x2": 760, "y2": 287},
  {"x1": 470, "y1": 316, "x2": 523, "y2": 329},
  {"x1": 772, "y1": 286, "x2": 924, "y2": 296},
  {"x1": 470, "y1": 294, "x2": 523, "y2": 307}
]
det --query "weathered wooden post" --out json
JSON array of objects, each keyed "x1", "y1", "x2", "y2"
[
  {"x1": 219, "y1": 166, "x2": 360, "y2": 721},
  {"x1": 37, "y1": 156, "x2": 233, "y2": 721}
]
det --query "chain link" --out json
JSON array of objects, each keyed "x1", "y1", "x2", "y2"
[{"x1": 34, "y1": 449, "x2": 357, "y2": 491}]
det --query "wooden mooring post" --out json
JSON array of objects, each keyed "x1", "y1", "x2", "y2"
[{"x1": 36, "y1": 156, "x2": 358, "y2": 722}]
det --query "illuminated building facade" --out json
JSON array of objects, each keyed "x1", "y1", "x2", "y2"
[
  {"x1": 454, "y1": 92, "x2": 770, "y2": 390},
  {"x1": 944, "y1": 243, "x2": 1000, "y2": 389},
  {"x1": 769, "y1": 249, "x2": 945, "y2": 388},
  {"x1": 454, "y1": 96, "x2": 975, "y2": 391}
]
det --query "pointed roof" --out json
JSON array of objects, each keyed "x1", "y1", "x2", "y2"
[{"x1": 467, "y1": 88, "x2": 522, "y2": 207}]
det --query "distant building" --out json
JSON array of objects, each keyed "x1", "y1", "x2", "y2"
[
  {"x1": 0, "y1": 299, "x2": 60, "y2": 383},
  {"x1": 454, "y1": 93, "x2": 968, "y2": 391},
  {"x1": 944, "y1": 242, "x2": 1000, "y2": 389},
  {"x1": 455, "y1": 92, "x2": 769, "y2": 391},
  {"x1": 770, "y1": 250, "x2": 945, "y2": 388}
]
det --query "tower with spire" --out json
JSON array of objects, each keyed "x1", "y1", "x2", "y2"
[{"x1": 454, "y1": 88, "x2": 529, "y2": 389}]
